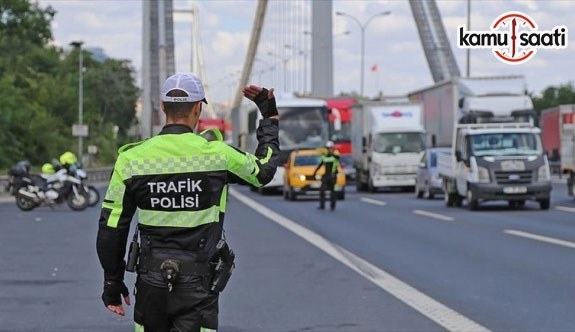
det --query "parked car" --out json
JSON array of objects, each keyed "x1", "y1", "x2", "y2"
[
  {"x1": 415, "y1": 147, "x2": 451, "y2": 199},
  {"x1": 283, "y1": 149, "x2": 346, "y2": 201},
  {"x1": 339, "y1": 154, "x2": 356, "y2": 182}
]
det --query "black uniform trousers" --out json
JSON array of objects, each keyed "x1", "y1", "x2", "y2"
[
  {"x1": 134, "y1": 276, "x2": 218, "y2": 332},
  {"x1": 319, "y1": 174, "x2": 337, "y2": 210}
]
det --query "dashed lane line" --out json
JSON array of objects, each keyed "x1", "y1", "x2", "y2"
[
  {"x1": 504, "y1": 229, "x2": 575, "y2": 250},
  {"x1": 230, "y1": 187, "x2": 490, "y2": 332},
  {"x1": 413, "y1": 209, "x2": 455, "y2": 222},
  {"x1": 360, "y1": 197, "x2": 387, "y2": 206},
  {"x1": 555, "y1": 206, "x2": 575, "y2": 213}
]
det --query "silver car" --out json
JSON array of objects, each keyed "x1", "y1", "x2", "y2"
[
  {"x1": 339, "y1": 154, "x2": 356, "y2": 182},
  {"x1": 415, "y1": 147, "x2": 451, "y2": 199}
]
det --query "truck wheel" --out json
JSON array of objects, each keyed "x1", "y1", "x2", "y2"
[
  {"x1": 538, "y1": 198, "x2": 550, "y2": 210},
  {"x1": 288, "y1": 188, "x2": 297, "y2": 201},
  {"x1": 368, "y1": 180, "x2": 376, "y2": 193},
  {"x1": 444, "y1": 192, "x2": 455, "y2": 207},
  {"x1": 454, "y1": 195, "x2": 463, "y2": 207},
  {"x1": 356, "y1": 170, "x2": 367, "y2": 192},
  {"x1": 415, "y1": 181, "x2": 423, "y2": 198},
  {"x1": 423, "y1": 184, "x2": 434, "y2": 199},
  {"x1": 467, "y1": 189, "x2": 479, "y2": 211}
]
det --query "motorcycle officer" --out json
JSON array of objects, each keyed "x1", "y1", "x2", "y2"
[
  {"x1": 313, "y1": 141, "x2": 340, "y2": 211},
  {"x1": 97, "y1": 72, "x2": 280, "y2": 331}
]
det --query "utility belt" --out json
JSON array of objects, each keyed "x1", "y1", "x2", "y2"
[
  {"x1": 137, "y1": 256, "x2": 211, "y2": 276},
  {"x1": 125, "y1": 226, "x2": 235, "y2": 293}
]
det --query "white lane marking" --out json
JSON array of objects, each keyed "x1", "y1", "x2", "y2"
[
  {"x1": 555, "y1": 206, "x2": 575, "y2": 213},
  {"x1": 230, "y1": 188, "x2": 489, "y2": 332},
  {"x1": 504, "y1": 229, "x2": 575, "y2": 250},
  {"x1": 360, "y1": 197, "x2": 387, "y2": 206},
  {"x1": 413, "y1": 210, "x2": 454, "y2": 222}
]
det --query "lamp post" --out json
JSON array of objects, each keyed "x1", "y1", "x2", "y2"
[
  {"x1": 70, "y1": 41, "x2": 84, "y2": 161},
  {"x1": 336, "y1": 11, "x2": 390, "y2": 97}
]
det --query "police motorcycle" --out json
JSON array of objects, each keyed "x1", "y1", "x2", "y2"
[
  {"x1": 70, "y1": 162, "x2": 100, "y2": 207},
  {"x1": 7, "y1": 160, "x2": 90, "y2": 211}
]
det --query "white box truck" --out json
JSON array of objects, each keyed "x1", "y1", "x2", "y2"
[
  {"x1": 409, "y1": 76, "x2": 552, "y2": 210},
  {"x1": 351, "y1": 101, "x2": 426, "y2": 192}
]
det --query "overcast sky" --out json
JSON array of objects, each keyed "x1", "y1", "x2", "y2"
[{"x1": 39, "y1": 0, "x2": 574, "y2": 105}]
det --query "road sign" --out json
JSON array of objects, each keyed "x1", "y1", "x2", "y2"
[
  {"x1": 87, "y1": 145, "x2": 98, "y2": 154},
  {"x1": 72, "y1": 124, "x2": 89, "y2": 137}
]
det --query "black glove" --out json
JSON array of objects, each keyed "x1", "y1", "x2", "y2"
[
  {"x1": 253, "y1": 88, "x2": 278, "y2": 118},
  {"x1": 101, "y1": 280, "x2": 129, "y2": 307}
]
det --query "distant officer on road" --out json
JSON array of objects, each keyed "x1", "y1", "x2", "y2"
[
  {"x1": 97, "y1": 72, "x2": 280, "y2": 331},
  {"x1": 313, "y1": 141, "x2": 340, "y2": 210}
]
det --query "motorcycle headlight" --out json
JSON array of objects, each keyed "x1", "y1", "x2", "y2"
[
  {"x1": 477, "y1": 166, "x2": 490, "y2": 183},
  {"x1": 538, "y1": 165, "x2": 550, "y2": 182}
]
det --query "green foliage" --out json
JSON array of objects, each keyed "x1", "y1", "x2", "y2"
[
  {"x1": 0, "y1": 0, "x2": 139, "y2": 169},
  {"x1": 532, "y1": 82, "x2": 575, "y2": 114}
]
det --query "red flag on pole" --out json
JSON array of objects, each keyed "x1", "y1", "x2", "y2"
[{"x1": 371, "y1": 64, "x2": 378, "y2": 72}]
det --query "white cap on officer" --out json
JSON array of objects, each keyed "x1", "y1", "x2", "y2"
[
  {"x1": 161, "y1": 72, "x2": 208, "y2": 104},
  {"x1": 325, "y1": 141, "x2": 334, "y2": 148}
]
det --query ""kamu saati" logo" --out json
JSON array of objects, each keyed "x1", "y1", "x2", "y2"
[{"x1": 457, "y1": 11, "x2": 568, "y2": 65}]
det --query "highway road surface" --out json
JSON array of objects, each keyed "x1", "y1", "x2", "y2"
[{"x1": 0, "y1": 179, "x2": 574, "y2": 331}]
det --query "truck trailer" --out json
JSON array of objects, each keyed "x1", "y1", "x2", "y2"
[
  {"x1": 409, "y1": 76, "x2": 551, "y2": 210},
  {"x1": 540, "y1": 104, "x2": 575, "y2": 197}
]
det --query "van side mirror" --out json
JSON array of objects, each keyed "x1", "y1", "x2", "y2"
[{"x1": 455, "y1": 150, "x2": 463, "y2": 162}]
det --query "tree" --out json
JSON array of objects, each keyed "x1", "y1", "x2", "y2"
[
  {"x1": 0, "y1": 0, "x2": 139, "y2": 168},
  {"x1": 532, "y1": 82, "x2": 575, "y2": 114}
]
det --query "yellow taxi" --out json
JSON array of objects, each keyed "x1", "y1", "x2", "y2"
[{"x1": 283, "y1": 148, "x2": 346, "y2": 201}]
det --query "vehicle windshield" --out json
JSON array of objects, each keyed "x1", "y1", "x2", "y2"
[
  {"x1": 329, "y1": 122, "x2": 351, "y2": 143},
  {"x1": 294, "y1": 155, "x2": 321, "y2": 166},
  {"x1": 469, "y1": 133, "x2": 542, "y2": 157},
  {"x1": 279, "y1": 107, "x2": 328, "y2": 150},
  {"x1": 339, "y1": 155, "x2": 352, "y2": 167},
  {"x1": 373, "y1": 132, "x2": 425, "y2": 154}
]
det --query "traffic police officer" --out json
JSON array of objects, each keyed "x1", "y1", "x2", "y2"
[
  {"x1": 97, "y1": 72, "x2": 280, "y2": 331},
  {"x1": 313, "y1": 141, "x2": 340, "y2": 211}
]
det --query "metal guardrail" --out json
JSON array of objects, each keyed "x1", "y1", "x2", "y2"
[{"x1": 0, "y1": 167, "x2": 114, "y2": 193}]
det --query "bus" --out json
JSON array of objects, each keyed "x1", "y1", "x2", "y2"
[
  {"x1": 198, "y1": 118, "x2": 232, "y2": 144},
  {"x1": 246, "y1": 96, "x2": 329, "y2": 192},
  {"x1": 326, "y1": 97, "x2": 356, "y2": 180},
  {"x1": 326, "y1": 97, "x2": 355, "y2": 154}
]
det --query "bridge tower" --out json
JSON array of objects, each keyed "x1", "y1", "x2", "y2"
[
  {"x1": 409, "y1": 0, "x2": 460, "y2": 82},
  {"x1": 141, "y1": 0, "x2": 175, "y2": 138}
]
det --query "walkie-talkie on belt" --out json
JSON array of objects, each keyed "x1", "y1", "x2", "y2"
[
  {"x1": 125, "y1": 227, "x2": 140, "y2": 273},
  {"x1": 210, "y1": 239, "x2": 235, "y2": 293}
]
